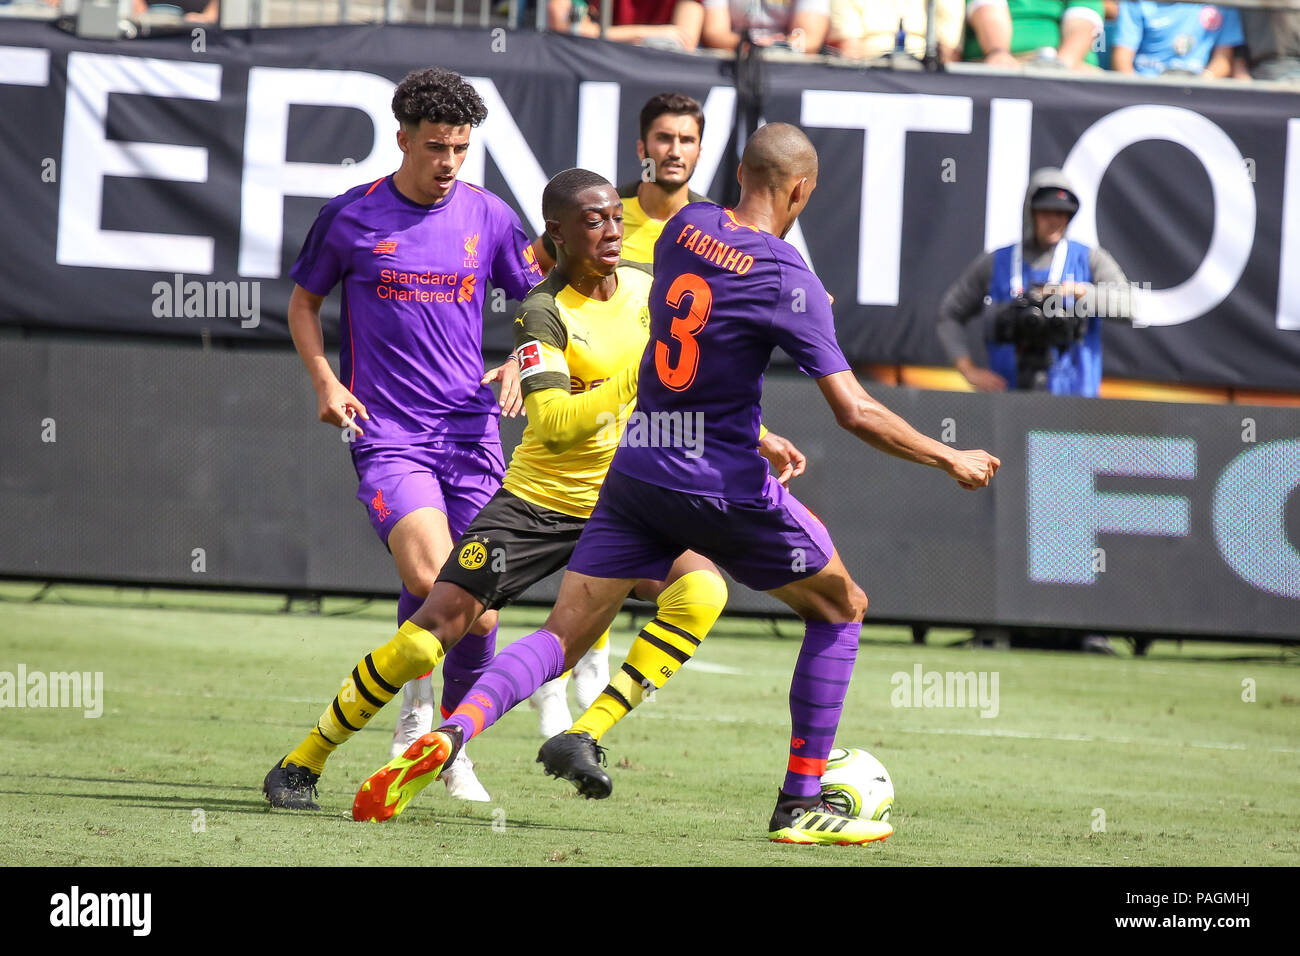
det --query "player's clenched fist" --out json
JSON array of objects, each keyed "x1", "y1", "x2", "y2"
[
  {"x1": 945, "y1": 450, "x2": 1000, "y2": 490},
  {"x1": 317, "y1": 380, "x2": 369, "y2": 435}
]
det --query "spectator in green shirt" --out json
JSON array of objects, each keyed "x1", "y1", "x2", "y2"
[{"x1": 964, "y1": 0, "x2": 1105, "y2": 68}]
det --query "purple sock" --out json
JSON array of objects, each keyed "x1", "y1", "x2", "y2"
[
  {"x1": 398, "y1": 586, "x2": 423, "y2": 627},
  {"x1": 783, "y1": 621, "x2": 860, "y2": 798},
  {"x1": 441, "y1": 625, "x2": 498, "y2": 717},
  {"x1": 443, "y1": 629, "x2": 566, "y2": 741}
]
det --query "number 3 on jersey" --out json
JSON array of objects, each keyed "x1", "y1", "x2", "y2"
[{"x1": 654, "y1": 273, "x2": 713, "y2": 391}]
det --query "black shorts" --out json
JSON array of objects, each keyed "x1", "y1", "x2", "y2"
[{"x1": 436, "y1": 488, "x2": 588, "y2": 611}]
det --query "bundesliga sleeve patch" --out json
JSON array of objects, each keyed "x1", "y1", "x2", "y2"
[{"x1": 516, "y1": 339, "x2": 568, "y2": 381}]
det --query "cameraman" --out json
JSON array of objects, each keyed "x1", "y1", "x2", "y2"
[{"x1": 937, "y1": 168, "x2": 1134, "y2": 394}]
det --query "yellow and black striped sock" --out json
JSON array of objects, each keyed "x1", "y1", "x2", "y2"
[
  {"x1": 284, "y1": 620, "x2": 445, "y2": 775},
  {"x1": 571, "y1": 570, "x2": 727, "y2": 741}
]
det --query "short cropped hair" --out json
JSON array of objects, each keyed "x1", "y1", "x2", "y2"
[
  {"x1": 639, "y1": 92, "x2": 705, "y2": 144},
  {"x1": 542, "y1": 168, "x2": 615, "y2": 223},
  {"x1": 392, "y1": 68, "x2": 488, "y2": 129}
]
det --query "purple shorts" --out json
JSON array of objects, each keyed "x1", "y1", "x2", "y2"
[
  {"x1": 568, "y1": 467, "x2": 835, "y2": 591},
  {"x1": 351, "y1": 440, "x2": 505, "y2": 545}
]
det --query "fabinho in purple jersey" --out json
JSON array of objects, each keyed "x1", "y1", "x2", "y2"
[
  {"x1": 614, "y1": 201, "x2": 848, "y2": 498},
  {"x1": 350, "y1": 123, "x2": 1001, "y2": 844},
  {"x1": 264, "y1": 68, "x2": 542, "y2": 811}
]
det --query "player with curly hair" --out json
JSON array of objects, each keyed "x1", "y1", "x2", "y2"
[{"x1": 262, "y1": 67, "x2": 544, "y2": 809}]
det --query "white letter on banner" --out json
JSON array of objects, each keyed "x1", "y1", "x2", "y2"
[
  {"x1": 1063, "y1": 105, "x2": 1255, "y2": 326},
  {"x1": 1213, "y1": 440, "x2": 1300, "y2": 600},
  {"x1": 1276, "y1": 119, "x2": 1300, "y2": 331},
  {"x1": 690, "y1": 86, "x2": 736, "y2": 197},
  {"x1": 0, "y1": 46, "x2": 49, "y2": 86},
  {"x1": 801, "y1": 90, "x2": 972, "y2": 306},
  {"x1": 1026, "y1": 431, "x2": 1196, "y2": 585},
  {"x1": 58, "y1": 53, "x2": 220, "y2": 273},
  {"x1": 459, "y1": 78, "x2": 549, "y2": 235},
  {"x1": 239, "y1": 68, "x2": 400, "y2": 278},
  {"x1": 576, "y1": 82, "x2": 619, "y2": 182},
  {"x1": 985, "y1": 98, "x2": 1032, "y2": 251}
]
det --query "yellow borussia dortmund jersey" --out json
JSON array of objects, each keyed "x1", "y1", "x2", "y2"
[
  {"x1": 503, "y1": 263, "x2": 653, "y2": 519},
  {"x1": 617, "y1": 181, "x2": 709, "y2": 266}
]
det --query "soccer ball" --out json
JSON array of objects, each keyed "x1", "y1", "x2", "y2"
[{"x1": 820, "y1": 748, "x2": 894, "y2": 821}]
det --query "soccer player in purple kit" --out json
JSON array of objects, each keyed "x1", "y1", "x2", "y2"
[
  {"x1": 351, "y1": 123, "x2": 1000, "y2": 844},
  {"x1": 261, "y1": 68, "x2": 543, "y2": 809}
]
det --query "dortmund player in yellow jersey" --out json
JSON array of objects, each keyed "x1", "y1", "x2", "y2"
[
  {"x1": 266, "y1": 169, "x2": 800, "y2": 811},
  {"x1": 528, "y1": 94, "x2": 807, "y2": 792},
  {"x1": 525, "y1": 92, "x2": 709, "y2": 734}
]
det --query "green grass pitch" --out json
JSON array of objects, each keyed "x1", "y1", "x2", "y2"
[{"x1": 1, "y1": 582, "x2": 1297, "y2": 867}]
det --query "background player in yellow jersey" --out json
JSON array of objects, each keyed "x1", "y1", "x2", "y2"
[{"x1": 269, "y1": 169, "x2": 801, "y2": 812}]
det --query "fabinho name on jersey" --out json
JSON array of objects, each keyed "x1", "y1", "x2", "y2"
[{"x1": 673, "y1": 224, "x2": 755, "y2": 275}]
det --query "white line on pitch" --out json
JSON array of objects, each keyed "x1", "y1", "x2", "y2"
[
  {"x1": 608, "y1": 645, "x2": 745, "y2": 675},
  {"x1": 625, "y1": 710, "x2": 1300, "y2": 754}
]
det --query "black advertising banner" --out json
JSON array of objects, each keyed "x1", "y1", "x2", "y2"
[
  {"x1": 2, "y1": 21, "x2": 1300, "y2": 390},
  {"x1": 1, "y1": 340, "x2": 1296, "y2": 640}
]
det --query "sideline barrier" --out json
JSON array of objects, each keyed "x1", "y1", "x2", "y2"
[{"x1": 2, "y1": 337, "x2": 1295, "y2": 640}]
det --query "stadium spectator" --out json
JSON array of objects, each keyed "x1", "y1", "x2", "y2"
[
  {"x1": 1096, "y1": 0, "x2": 1119, "y2": 69},
  {"x1": 132, "y1": 0, "x2": 218, "y2": 21},
  {"x1": 827, "y1": 0, "x2": 965, "y2": 62},
  {"x1": 1111, "y1": 2, "x2": 1246, "y2": 79},
  {"x1": 963, "y1": 0, "x2": 1104, "y2": 70},
  {"x1": 1239, "y1": 7, "x2": 1300, "y2": 82},
  {"x1": 700, "y1": 0, "x2": 831, "y2": 53},
  {"x1": 547, "y1": 0, "x2": 705, "y2": 49},
  {"x1": 936, "y1": 167, "x2": 1133, "y2": 395}
]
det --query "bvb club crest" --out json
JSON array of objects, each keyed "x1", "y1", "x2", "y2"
[{"x1": 458, "y1": 540, "x2": 488, "y2": 570}]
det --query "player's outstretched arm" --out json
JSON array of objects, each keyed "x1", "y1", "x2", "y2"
[
  {"x1": 288, "y1": 284, "x2": 369, "y2": 434},
  {"x1": 816, "y1": 370, "x2": 999, "y2": 489},
  {"x1": 524, "y1": 363, "x2": 639, "y2": 455}
]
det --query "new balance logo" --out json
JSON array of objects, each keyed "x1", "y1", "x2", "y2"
[{"x1": 373, "y1": 240, "x2": 398, "y2": 254}]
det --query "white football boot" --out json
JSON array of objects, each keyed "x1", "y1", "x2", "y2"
[
  {"x1": 572, "y1": 642, "x2": 611, "y2": 712},
  {"x1": 389, "y1": 673, "x2": 435, "y2": 759},
  {"x1": 441, "y1": 747, "x2": 491, "y2": 802},
  {"x1": 528, "y1": 676, "x2": 573, "y2": 738}
]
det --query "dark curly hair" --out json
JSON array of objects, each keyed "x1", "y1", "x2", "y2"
[
  {"x1": 392, "y1": 68, "x2": 488, "y2": 129},
  {"x1": 639, "y1": 92, "x2": 704, "y2": 144}
]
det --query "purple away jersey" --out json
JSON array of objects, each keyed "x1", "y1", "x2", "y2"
[
  {"x1": 291, "y1": 176, "x2": 543, "y2": 446},
  {"x1": 611, "y1": 202, "x2": 849, "y2": 497}
]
